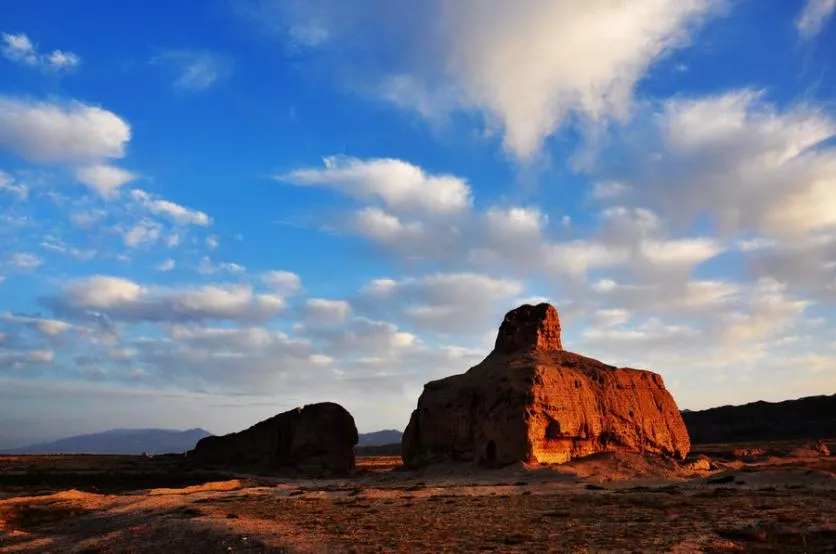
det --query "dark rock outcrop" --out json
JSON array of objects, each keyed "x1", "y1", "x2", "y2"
[
  {"x1": 402, "y1": 303, "x2": 690, "y2": 467},
  {"x1": 189, "y1": 402, "x2": 358, "y2": 474},
  {"x1": 683, "y1": 394, "x2": 836, "y2": 444}
]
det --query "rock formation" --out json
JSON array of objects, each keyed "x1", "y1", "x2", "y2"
[
  {"x1": 189, "y1": 402, "x2": 358, "y2": 474},
  {"x1": 682, "y1": 394, "x2": 836, "y2": 444},
  {"x1": 402, "y1": 303, "x2": 690, "y2": 467}
]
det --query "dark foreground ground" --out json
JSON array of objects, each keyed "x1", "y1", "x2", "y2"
[{"x1": 1, "y1": 441, "x2": 835, "y2": 553}]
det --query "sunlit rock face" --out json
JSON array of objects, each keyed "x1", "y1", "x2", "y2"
[
  {"x1": 189, "y1": 402, "x2": 358, "y2": 475},
  {"x1": 402, "y1": 303, "x2": 690, "y2": 467}
]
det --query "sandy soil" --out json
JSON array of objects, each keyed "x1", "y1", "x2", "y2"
[{"x1": 1, "y1": 445, "x2": 835, "y2": 553}]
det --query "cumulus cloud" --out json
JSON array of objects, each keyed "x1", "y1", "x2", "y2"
[
  {"x1": 261, "y1": 270, "x2": 302, "y2": 295},
  {"x1": 121, "y1": 219, "x2": 163, "y2": 248},
  {"x1": 0, "y1": 97, "x2": 130, "y2": 163},
  {"x1": 265, "y1": 1, "x2": 724, "y2": 159},
  {"x1": 281, "y1": 156, "x2": 472, "y2": 214},
  {"x1": 44, "y1": 276, "x2": 286, "y2": 324},
  {"x1": 150, "y1": 50, "x2": 233, "y2": 91},
  {"x1": 598, "y1": 91, "x2": 836, "y2": 237},
  {"x1": 0, "y1": 313, "x2": 73, "y2": 337},
  {"x1": 434, "y1": 0, "x2": 723, "y2": 159},
  {"x1": 75, "y1": 164, "x2": 137, "y2": 198},
  {"x1": 130, "y1": 189, "x2": 211, "y2": 226},
  {"x1": 797, "y1": 0, "x2": 836, "y2": 40},
  {"x1": 305, "y1": 299, "x2": 352, "y2": 326},
  {"x1": 362, "y1": 272, "x2": 523, "y2": 334},
  {"x1": 1, "y1": 32, "x2": 80, "y2": 71}
]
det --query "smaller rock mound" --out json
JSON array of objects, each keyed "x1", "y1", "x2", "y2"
[{"x1": 189, "y1": 402, "x2": 358, "y2": 475}]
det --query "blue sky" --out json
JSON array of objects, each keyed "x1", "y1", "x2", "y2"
[{"x1": 1, "y1": 0, "x2": 835, "y2": 447}]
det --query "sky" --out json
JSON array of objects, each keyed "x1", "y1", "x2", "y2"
[{"x1": 1, "y1": 0, "x2": 836, "y2": 448}]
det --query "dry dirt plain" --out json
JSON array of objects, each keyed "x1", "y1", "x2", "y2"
[{"x1": 1, "y1": 442, "x2": 836, "y2": 553}]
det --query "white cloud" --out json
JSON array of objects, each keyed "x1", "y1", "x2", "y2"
[
  {"x1": 49, "y1": 276, "x2": 286, "y2": 323},
  {"x1": 591, "y1": 278, "x2": 739, "y2": 313},
  {"x1": 484, "y1": 206, "x2": 548, "y2": 241},
  {"x1": 63, "y1": 276, "x2": 142, "y2": 308},
  {"x1": 205, "y1": 235, "x2": 218, "y2": 250},
  {"x1": 39, "y1": 239, "x2": 96, "y2": 261},
  {"x1": 637, "y1": 238, "x2": 724, "y2": 269},
  {"x1": 155, "y1": 259, "x2": 176, "y2": 272},
  {"x1": 0, "y1": 97, "x2": 130, "y2": 163},
  {"x1": 312, "y1": 317, "x2": 419, "y2": 358},
  {"x1": 219, "y1": 262, "x2": 246, "y2": 274},
  {"x1": 1, "y1": 32, "x2": 36, "y2": 65},
  {"x1": 122, "y1": 219, "x2": 162, "y2": 248},
  {"x1": 592, "y1": 181, "x2": 630, "y2": 200},
  {"x1": 46, "y1": 50, "x2": 80, "y2": 69},
  {"x1": 611, "y1": 91, "x2": 836, "y2": 237},
  {"x1": 8, "y1": 252, "x2": 43, "y2": 271},
  {"x1": 719, "y1": 279, "x2": 809, "y2": 344},
  {"x1": 0, "y1": 313, "x2": 73, "y2": 337},
  {"x1": 1, "y1": 32, "x2": 79, "y2": 71},
  {"x1": 0, "y1": 349, "x2": 54, "y2": 370},
  {"x1": 444, "y1": 0, "x2": 724, "y2": 158},
  {"x1": 331, "y1": 0, "x2": 721, "y2": 160},
  {"x1": 736, "y1": 237, "x2": 776, "y2": 253},
  {"x1": 0, "y1": 170, "x2": 27, "y2": 199},
  {"x1": 169, "y1": 325, "x2": 288, "y2": 350},
  {"x1": 353, "y1": 207, "x2": 426, "y2": 245},
  {"x1": 130, "y1": 189, "x2": 211, "y2": 226},
  {"x1": 281, "y1": 156, "x2": 472, "y2": 214},
  {"x1": 305, "y1": 298, "x2": 352, "y2": 326},
  {"x1": 75, "y1": 164, "x2": 137, "y2": 198},
  {"x1": 583, "y1": 317, "x2": 699, "y2": 347},
  {"x1": 165, "y1": 233, "x2": 182, "y2": 248},
  {"x1": 592, "y1": 308, "x2": 631, "y2": 328},
  {"x1": 150, "y1": 50, "x2": 233, "y2": 91},
  {"x1": 69, "y1": 209, "x2": 107, "y2": 229},
  {"x1": 360, "y1": 272, "x2": 523, "y2": 334},
  {"x1": 261, "y1": 270, "x2": 302, "y2": 295},
  {"x1": 797, "y1": 0, "x2": 836, "y2": 40}
]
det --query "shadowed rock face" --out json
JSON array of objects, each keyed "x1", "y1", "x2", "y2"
[
  {"x1": 189, "y1": 402, "x2": 358, "y2": 475},
  {"x1": 402, "y1": 303, "x2": 690, "y2": 467}
]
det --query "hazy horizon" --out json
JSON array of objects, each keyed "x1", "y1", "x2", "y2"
[{"x1": 2, "y1": 0, "x2": 836, "y2": 449}]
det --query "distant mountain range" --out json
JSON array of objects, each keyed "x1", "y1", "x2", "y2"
[
  {"x1": 2, "y1": 428, "x2": 212, "y2": 455},
  {"x1": 2, "y1": 428, "x2": 404, "y2": 455},
  {"x1": 357, "y1": 429, "x2": 403, "y2": 447},
  {"x1": 683, "y1": 393, "x2": 836, "y2": 444}
]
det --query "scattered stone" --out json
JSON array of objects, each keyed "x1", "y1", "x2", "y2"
[
  {"x1": 402, "y1": 303, "x2": 690, "y2": 468},
  {"x1": 791, "y1": 440, "x2": 831, "y2": 457},
  {"x1": 188, "y1": 402, "x2": 358, "y2": 475},
  {"x1": 682, "y1": 455, "x2": 714, "y2": 472}
]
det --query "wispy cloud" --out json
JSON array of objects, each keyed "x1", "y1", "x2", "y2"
[
  {"x1": 1, "y1": 32, "x2": 80, "y2": 71},
  {"x1": 797, "y1": 0, "x2": 836, "y2": 40},
  {"x1": 150, "y1": 50, "x2": 233, "y2": 91}
]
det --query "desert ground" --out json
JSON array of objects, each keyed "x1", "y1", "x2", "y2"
[{"x1": 1, "y1": 441, "x2": 836, "y2": 553}]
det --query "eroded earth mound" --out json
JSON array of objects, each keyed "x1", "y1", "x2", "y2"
[
  {"x1": 402, "y1": 303, "x2": 690, "y2": 467},
  {"x1": 189, "y1": 402, "x2": 358, "y2": 474}
]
